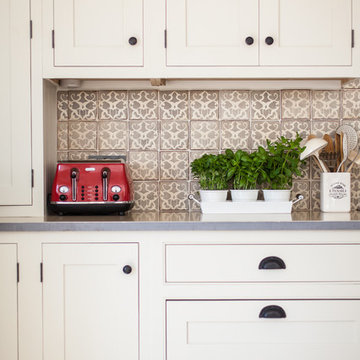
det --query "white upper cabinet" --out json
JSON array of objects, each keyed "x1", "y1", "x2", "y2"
[
  {"x1": 259, "y1": 0, "x2": 352, "y2": 66},
  {"x1": 0, "y1": 0, "x2": 32, "y2": 205},
  {"x1": 167, "y1": 0, "x2": 353, "y2": 67},
  {"x1": 166, "y1": 0, "x2": 258, "y2": 66},
  {"x1": 53, "y1": 0, "x2": 143, "y2": 66}
]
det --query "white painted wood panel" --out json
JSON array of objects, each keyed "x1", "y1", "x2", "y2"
[
  {"x1": 54, "y1": 0, "x2": 143, "y2": 66},
  {"x1": 167, "y1": 300, "x2": 360, "y2": 360},
  {"x1": 0, "y1": 244, "x2": 18, "y2": 360},
  {"x1": 0, "y1": 0, "x2": 32, "y2": 205},
  {"x1": 166, "y1": 244, "x2": 360, "y2": 282},
  {"x1": 259, "y1": 0, "x2": 352, "y2": 65},
  {"x1": 43, "y1": 243, "x2": 138, "y2": 360},
  {"x1": 166, "y1": 0, "x2": 258, "y2": 66}
]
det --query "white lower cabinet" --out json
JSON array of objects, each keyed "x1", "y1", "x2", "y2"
[
  {"x1": 167, "y1": 300, "x2": 360, "y2": 360},
  {"x1": 42, "y1": 243, "x2": 138, "y2": 360},
  {"x1": 0, "y1": 244, "x2": 18, "y2": 360}
]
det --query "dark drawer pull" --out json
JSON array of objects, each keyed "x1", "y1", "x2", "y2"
[
  {"x1": 259, "y1": 305, "x2": 286, "y2": 319},
  {"x1": 258, "y1": 256, "x2": 286, "y2": 270},
  {"x1": 123, "y1": 265, "x2": 132, "y2": 274}
]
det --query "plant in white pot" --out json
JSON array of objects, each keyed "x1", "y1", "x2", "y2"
[
  {"x1": 262, "y1": 135, "x2": 306, "y2": 201},
  {"x1": 226, "y1": 148, "x2": 267, "y2": 202},
  {"x1": 190, "y1": 153, "x2": 229, "y2": 202}
]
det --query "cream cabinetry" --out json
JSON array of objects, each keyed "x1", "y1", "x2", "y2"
[
  {"x1": 53, "y1": 0, "x2": 143, "y2": 66},
  {"x1": 167, "y1": 0, "x2": 352, "y2": 67},
  {"x1": 0, "y1": 0, "x2": 32, "y2": 205},
  {"x1": 42, "y1": 243, "x2": 138, "y2": 360},
  {"x1": 0, "y1": 244, "x2": 18, "y2": 360}
]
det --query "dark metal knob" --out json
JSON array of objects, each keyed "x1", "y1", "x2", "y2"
[
  {"x1": 128, "y1": 37, "x2": 137, "y2": 46},
  {"x1": 59, "y1": 195, "x2": 67, "y2": 201},
  {"x1": 245, "y1": 37, "x2": 254, "y2": 45},
  {"x1": 123, "y1": 265, "x2": 132, "y2": 274},
  {"x1": 265, "y1": 36, "x2": 274, "y2": 45},
  {"x1": 258, "y1": 256, "x2": 286, "y2": 270},
  {"x1": 259, "y1": 305, "x2": 286, "y2": 319},
  {"x1": 113, "y1": 194, "x2": 120, "y2": 201}
]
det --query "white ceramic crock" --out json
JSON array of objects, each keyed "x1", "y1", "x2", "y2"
[
  {"x1": 230, "y1": 189, "x2": 259, "y2": 202},
  {"x1": 199, "y1": 190, "x2": 228, "y2": 202},
  {"x1": 320, "y1": 172, "x2": 351, "y2": 212},
  {"x1": 263, "y1": 189, "x2": 291, "y2": 202}
]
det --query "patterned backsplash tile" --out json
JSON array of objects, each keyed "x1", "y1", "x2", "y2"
[{"x1": 57, "y1": 81, "x2": 360, "y2": 212}]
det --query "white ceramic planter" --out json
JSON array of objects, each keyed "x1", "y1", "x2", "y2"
[
  {"x1": 199, "y1": 190, "x2": 228, "y2": 202},
  {"x1": 230, "y1": 189, "x2": 259, "y2": 202},
  {"x1": 320, "y1": 172, "x2": 351, "y2": 213},
  {"x1": 263, "y1": 189, "x2": 291, "y2": 202}
]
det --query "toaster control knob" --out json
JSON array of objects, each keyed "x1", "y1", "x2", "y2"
[
  {"x1": 123, "y1": 265, "x2": 132, "y2": 274},
  {"x1": 59, "y1": 195, "x2": 67, "y2": 201},
  {"x1": 113, "y1": 194, "x2": 120, "y2": 201},
  {"x1": 59, "y1": 186, "x2": 69, "y2": 193}
]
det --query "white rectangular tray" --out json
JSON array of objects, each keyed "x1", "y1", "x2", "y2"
[{"x1": 188, "y1": 194, "x2": 304, "y2": 214}]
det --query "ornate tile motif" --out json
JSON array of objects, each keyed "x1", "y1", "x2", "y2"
[
  {"x1": 291, "y1": 180, "x2": 310, "y2": 211},
  {"x1": 310, "y1": 181, "x2": 320, "y2": 211},
  {"x1": 190, "y1": 121, "x2": 220, "y2": 149},
  {"x1": 251, "y1": 121, "x2": 281, "y2": 149},
  {"x1": 281, "y1": 90, "x2": 311, "y2": 119},
  {"x1": 160, "y1": 121, "x2": 189, "y2": 150},
  {"x1": 68, "y1": 122, "x2": 97, "y2": 150},
  {"x1": 189, "y1": 181, "x2": 201, "y2": 211},
  {"x1": 68, "y1": 151, "x2": 98, "y2": 161},
  {"x1": 98, "y1": 121, "x2": 127, "y2": 150},
  {"x1": 129, "y1": 90, "x2": 158, "y2": 120},
  {"x1": 160, "y1": 152, "x2": 188, "y2": 180},
  {"x1": 128, "y1": 151, "x2": 158, "y2": 180},
  {"x1": 57, "y1": 151, "x2": 68, "y2": 161},
  {"x1": 133, "y1": 181, "x2": 159, "y2": 211},
  {"x1": 342, "y1": 90, "x2": 360, "y2": 119},
  {"x1": 98, "y1": 150, "x2": 128, "y2": 158},
  {"x1": 98, "y1": 91, "x2": 127, "y2": 120},
  {"x1": 57, "y1": 91, "x2": 69, "y2": 121},
  {"x1": 310, "y1": 158, "x2": 322, "y2": 180},
  {"x1": 351, "y1": 177, "x2": 360, "y2": 211},
  {"x1": 342, "y1": 78, "x2": 360, "y2": 89},
  {"x1": 68, "y1": 91, "x2": 97, "y2": 120},
  {"x1": 294, "y1": 160, "x2": 310, "y2": 181},
  {"x1": 312, "y1": 90, "x2": 340, "y2": 119},
  {"x1": 190, "y1": 91, "x2": 218, "y2": 120},
  {"x1": 221, "y1": 120, "x2": 250, "y2": 150},
  {"x1": 281, "y1": 120, "x2": 310, "y2": 140},
  {"x1": 129, "y1": 121, "x2": 159, "y2": 150},
  {"x1": 159, "y1": 212, "x2": 190, "y2": 221},
  {"x1": 159, "y1": 91, "x2": 189, "y2": 120},
  {"x1": 311, "y1": 120, "x2": 339, "y2": 138},
  {"x1": 219, "y1": 90, "x2": 250, "y2": 120},
  {"x1": 57, "y1": 122, "x2": 68, "y2": 150},
  {"x1": 251, "y1": 90, "x2": 280, "y2": 120},
  {"x1": 159, "y1": 181, "x2": 189, "y2": 211}
]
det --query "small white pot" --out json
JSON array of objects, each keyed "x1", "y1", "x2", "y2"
[
  {"x1": 263, "y1": 189, "x2": 291, "y2": 202},
  {"x1": 230, "y1": 189, "x2": 259, "y2": 202},
  {"x1": 199, "y1": 190, "x2": 228, "y2": 202}
]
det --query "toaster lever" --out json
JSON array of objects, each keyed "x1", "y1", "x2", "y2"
[
  {"x1": 71, "y1": 169, "x2": 78, "y2": 201},
  {"x1": 102, "y1": 170, "x2": 109, "y2": 201}
]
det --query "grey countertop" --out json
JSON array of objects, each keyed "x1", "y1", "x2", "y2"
[{"x1": 1, "y1": 211, "x2": 360, "y2": 231}]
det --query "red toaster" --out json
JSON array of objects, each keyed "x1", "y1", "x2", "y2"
[{"x1": 49, "y1": 162, "x2": 134, "y2": 215}]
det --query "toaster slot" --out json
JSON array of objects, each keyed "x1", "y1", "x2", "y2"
[
  {"x1": 71, "y1": 168, "x2": 78, "y2": 202},
  {"x1": 102, "y1": 168, "x2": 110, "y2": 201}
]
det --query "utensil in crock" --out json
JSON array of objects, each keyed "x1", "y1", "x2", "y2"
[
  {"x1": 300, "y1": 137, "x2": 329, "y2": 172},
  {"x1": 346, "y1": 149, "x2": 360, "y2": 172},
  {"x1": 337, "y1": 132, "x2": 348, "y2": 172}
]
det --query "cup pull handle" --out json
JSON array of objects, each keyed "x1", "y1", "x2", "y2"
[
  {"x1": 259, "y1": 305, "x2": 286, "y2": 319},
  {"x1": 258, "y1": 256, "x2": 286, "y2": 270}
]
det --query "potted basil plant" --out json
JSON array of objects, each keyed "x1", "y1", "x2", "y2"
[
  {"x1": 226, "y1": 148, "x2": 267, "y2": 202},
  {"x1": 261, "y1": 135, "x2": 305, "y2": 201},
  {"x1": 190, "y1": 153, "x2": 229, "y2": 202}
]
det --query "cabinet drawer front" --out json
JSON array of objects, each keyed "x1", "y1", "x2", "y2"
[
  {"x1": 166, "y1": 244, "x2": 360, "y2": 282},
  {"x1": 167, "y1": 300, "x2": 360, "y2": 360}
]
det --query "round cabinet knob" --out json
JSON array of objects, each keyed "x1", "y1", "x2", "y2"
[
  {"x1": 245, "y1": 36, "x2": 254, "y2": 45},
  {"x1": 128, "y1": 37, "x2": 138, "y2": 46},
  {"x1": 265, "y1": 36, "x2": 274, "y2": 45},
  {"x1": 123, "y1": 265, "x2": 132, "y2": 274}
]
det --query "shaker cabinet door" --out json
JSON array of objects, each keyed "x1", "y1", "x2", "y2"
[
  {"x1": 166, "y1": 0, "x2": 258, "y2": 66},
  {"x1": 0, "y1": 0, "x2": 32, "y2": 205},
  {"x1": 53, "y1": 0, "x2": 143, "y2": 66},
  {"x1": 0, "y1": 244, "x2": 18, "y2": 360},
  {"x1": 259, "y1": 0, "x2": 352, "y2": 66},
  {"x1": 43, "y1": 243, "x2": 138, "y2": 360}
]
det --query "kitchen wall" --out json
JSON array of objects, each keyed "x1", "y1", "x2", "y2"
[{"x1": 57, "y1": 79, "x2": 360, "y2": 212}]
